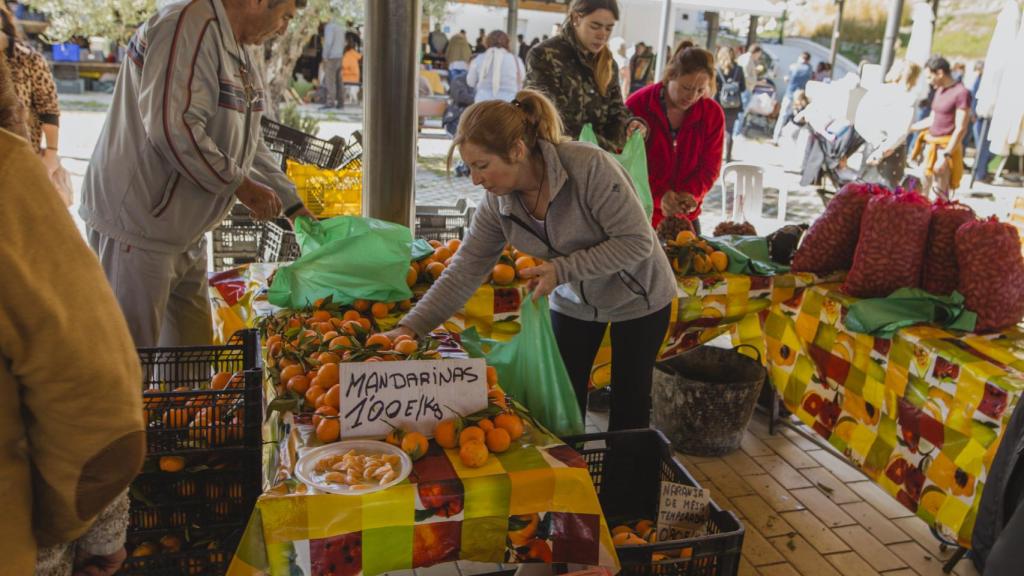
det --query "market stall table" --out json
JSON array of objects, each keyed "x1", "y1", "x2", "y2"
[{"x1": 760, "y1": 283, "x2": 1024, "y2": 546}]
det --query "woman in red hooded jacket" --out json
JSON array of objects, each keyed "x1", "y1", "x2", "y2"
[{"x1": 626, "y1": 41, "x2": 724, "y2": 232}]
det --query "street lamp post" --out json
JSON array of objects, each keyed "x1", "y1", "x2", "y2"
[
  {"x1": 829, "y1": 0, "x2": 844, "y2": 79},
  {"x1": 880, "y1": 0, "x2": 905, "y2": 76}
]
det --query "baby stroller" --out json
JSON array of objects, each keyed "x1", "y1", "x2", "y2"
[{"x1": 739, "y1": 80, "x2": 778, "y2": 136}]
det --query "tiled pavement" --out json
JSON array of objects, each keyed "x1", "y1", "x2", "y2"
[{"x1": 664, "y1": 413, "x2": 980, "y2": 576}]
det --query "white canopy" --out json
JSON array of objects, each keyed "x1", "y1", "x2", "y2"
[
  {"x1": 625, "y1": 0, "x2": 785, "y2": 18},
  {"x1": 976, "y1": 0, "x2": 1020, "y2": 119},
  {"x1": 905, "y1": 2, "x2": 934, "y2": 66},
  {"x1": 988, "y1": 9, "x2": 1024, "y2": 156}
]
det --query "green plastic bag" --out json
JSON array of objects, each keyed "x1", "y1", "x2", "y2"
[
  {"x1": 579, "y1": 123, "x2": 654, "y2": 219},
  {"x1": 705, "y1": 235, "x2": 790, "y2": 276},
  {"x1": 268, "y1": 216, "x2": 415, "y2": 308},
  {"x1": 843, "y1": 288, "x2": 977, "y2": 339},
  {"x1": 460, "y1": 296, "x2": 584, "y2": 438}
]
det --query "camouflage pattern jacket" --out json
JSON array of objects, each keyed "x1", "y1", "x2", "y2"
[{"x1": 525, "y1": 28, "x2": 633, "y2": 151}]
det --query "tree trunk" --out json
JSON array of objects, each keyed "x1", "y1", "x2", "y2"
[{"x1": 260, "y1": 18, "x2": 322, "y2": 118}]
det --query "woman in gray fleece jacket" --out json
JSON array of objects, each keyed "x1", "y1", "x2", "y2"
[{"x1": 390, "y1": 89, "x2": 676, "y2": 430}]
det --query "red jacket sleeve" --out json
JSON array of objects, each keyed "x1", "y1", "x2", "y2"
[{"x1": 678, "y1": 102, "x2": 724, "y2": 202}]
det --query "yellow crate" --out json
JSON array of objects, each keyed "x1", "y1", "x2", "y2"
[{"x1": 286, "y1": 160, "x2": 362, "y2": 217}]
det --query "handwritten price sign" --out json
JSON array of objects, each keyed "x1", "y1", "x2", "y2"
[
  {"x1": 656, "y1": 481, "x2": 709, "y2": 542},
  {"x1": 339, "y1": 358, "x2": 488, "y2": 438}
]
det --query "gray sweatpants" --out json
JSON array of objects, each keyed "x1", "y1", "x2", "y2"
[
  {"x1": 323, "y1": 57, "x2": 343, "y2": 107},
  {"x1": 87, "y1": 228, "x2": 212, "y2": 348}
]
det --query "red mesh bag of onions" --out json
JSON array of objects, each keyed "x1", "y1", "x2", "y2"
[
  {"x1": 955, "y1": 217, "x2": 1024, "y2": 332},
  {"x1": 791, "y1": 183, "x2": 881, "y2": 274},
  {"x1": 921, "y1": 201, "x2": 976, "y2": 295},
  {"x1": 843, "y1": 190, "x2": 931, "y2": 298}
]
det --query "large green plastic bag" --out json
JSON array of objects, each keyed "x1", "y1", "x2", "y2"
[
  {"x1": 843, "y1": 288, "x2": 977, "y2": 338},
  {"x1": 268, "y1": 216, "x2": 414, "y2": 308},
  {"x1": 706, "y1": 235, "x2": 790, "y2": 276},
  {"x1": 579, "y1": 123, "x2": 654, "y2": 219},
  {"x1": 460, "y1": 296, "x2": 584, "y2": 438}
]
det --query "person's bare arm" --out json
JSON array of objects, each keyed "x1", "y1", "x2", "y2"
[
  {"x1": 946, "y1": 108, "x2": 969, "y2": 154},
  {"x1": 910, "y1": 112, "x2": 933, "y2": 132}
]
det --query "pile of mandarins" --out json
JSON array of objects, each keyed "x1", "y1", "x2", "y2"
[{"x1": 408, "y1": 240, "x2": 542, "y2": 288}]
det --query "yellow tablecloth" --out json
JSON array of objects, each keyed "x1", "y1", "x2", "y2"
[{"x1": 761, "y1": 284, "x2": 1024, "y2": 546}]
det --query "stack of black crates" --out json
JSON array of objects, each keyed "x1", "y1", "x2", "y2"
[{"x1": 120, "y1": 330, "x2": 263, "y2": 575}]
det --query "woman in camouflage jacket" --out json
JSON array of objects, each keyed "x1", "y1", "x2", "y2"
[{"x1": 525, "y1": 0, "x2": 645, "y2": 152}]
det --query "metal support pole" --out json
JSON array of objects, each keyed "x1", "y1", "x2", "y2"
[
  {"x1": 880, "y1": 0, "x2": 905, "y2": 77},
  {"x1": 654, "y1": 0, "x2": 673, "y2": 82},
  {"x1": 746, "y1": 15, "x2": 759, "y2": 48},
  {"x1": 931, "y1": 0, "x2": 940, "y2": 38},
  {"x1": 706, "y1": 12, "x2": 719, "y2": 52},
  {"x1": 364, "y1": 0, "x2": 420, "y2": 227},
  {"x1": 778, "y1": 10, "x2": 786, "y2": 45},
  {"x1": 507, "y1": 0, "x2": 519, "y2": 54},
  {"x1": 829, "y1": 0, "x2": 844, "y2": 79}
]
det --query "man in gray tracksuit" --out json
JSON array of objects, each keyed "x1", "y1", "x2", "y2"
[{"x1": 80, "y1": 0, "x2": 310, "y2": 347}]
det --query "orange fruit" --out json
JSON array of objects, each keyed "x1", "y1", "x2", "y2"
[
  {"x1": 358, "y1": 317, "x2": 372, "y2": 331},
  {"x1": 342, "y1": 309, "x2": 361, "y2": 322},
  {"x1": 406, "y1": 265, "x2": 419, "y2": 287},
  {"x1": 305, "y1": 385, "x2": 325, "y2": 407},
  {"x1": 486, "y1": 366, "x2": 498, "y2": 387},
  {"x1": 492, "y1": 263, "x2": 515, "y2": 285},
  {"x1": 163, "y1": 408, "x2": 191, "y2": 429},
  {"x1": 459, "y1": 426, "x2": 486, "y2": 446},
  {"x1": 446, "y1": 238, "x2": 462, "y2": 253},
  {"x1": 459, "y1": 440, "x2": 489, "y2": 468},
  {"x1": 385, "y1": 427, "x2": 405, "y2": 446},
  {"x1": 313, "y1": 405, "x2": 338, "y2": 427},
  {"x1": 318, "y1": 351, "x2": 341, "y2": 365},
  {"x1": 211, "y1": 372, "x2": 232, "y2": 390},
  {"x1": 159, "y1": 456, "x2": 186, "y2": 473},
  {"x1": 494, "y1": 413, "x2": 524, "y2": 440},
  {"x1": 428, "y1": 239, "x2": 443, "y2": 248},
  {"x1": 485, "y1": 427, "x2": 511, "y2": 453},
  {"x1": 366, "y1": 333, "x2": 392, "y2": 350},
  {"x1": 278, "y1": 356, "x2": 298, "y2": 369},
  {"x1": 675, "y1": 230, "x2": 696, "y2": 245},
  {"x1": 318, "y1": 363, "x2": 340, "y2": 386},
  {"x1": 353, "y1": 299, "x2": 371, "y2": 312},
  {"x1": 279, "y1": 364, "x2": 304, "y2": 385},
  {"x1": 312, "y1": 310, "x2": 332, "y2": 323},
  {"x1": 433, "y1": 246, "x2": 452, "y2": 263},
  {"x1": 487, "y1": 388, "x2": 507, "y2": 409},
  {"x1": 434, "y1": 419, "x2": 461, "y2": 449},
  {"x1": 635, "y1": 520, "x2": 654, "y2": 534},
  {"x1": 394, "y1": 339, "x2": 418, "y2": 355},
  {"x1": 710, "y1": 251, "x2": 728, "y2": 272},
  {"x1": 514, "y1": 256, "x2": 535, "y2": 272},
  {"x1": 287, "y1": 374, "x2": 310, "y2": 395},
  {"x1": 329, "y1": 335, "x2": 353, "y2": 350},
  {"x1": 371, "y1": 302, "x2": 390, "y2": 318},
  {"x1": 399, "y1": 299, "x2": 413, "y2": 311},
  {"x1": 401, "y1": 432, "x2": 429, "y2": 460},
  {"x1": 341, "y1": 320, "x2": 363, "y2": 336},
  {"x1": 316, "y1": 418, "x2": 340, "y2": 443},
  {"x1": 426, "y1": 261, "x2": 446, "y2": 280},
  {"x1": 477, "y1": 418, "x2": 495, "y2": 432},
  {"x1": 324, "y1": 384, "x2": 341, "y2": 409}
]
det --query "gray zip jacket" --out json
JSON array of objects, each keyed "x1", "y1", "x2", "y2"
[
  {"x1": 401, "y1": 139, "x2": 676, "y2": 336},
  {"x1": 79, "y1": 0, "x2": 301, "y2": 253}
]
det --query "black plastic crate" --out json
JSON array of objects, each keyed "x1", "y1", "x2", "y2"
[
  {"x1": 139, "y1": 330, "x2": 262, "y2": 457},
  {"x1": 212, "y1": 218, "x2": 262, "y2": 254},
  {"x1": 261, "y1": 116, "x2": 354, "y2": 170},
  {"x1": 120, "y1": 525, "x2": 242, "y2": 576},
  {"x1": 128, "y1": 462, "x2": 260, "y2": 530},
  {"x1": 562, "y1": 429, "x2": 745, "y2": 576},
  {"x1": 259, "y1": 219, "x2": 301, "y2": 263},
  {"x1": 415, "y1": 199, "x2": 474, "y2": 240}
]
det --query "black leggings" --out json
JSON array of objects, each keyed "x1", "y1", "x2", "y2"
[{"x1": 551, "y1": 303, "x2": 672, "y2": 431}]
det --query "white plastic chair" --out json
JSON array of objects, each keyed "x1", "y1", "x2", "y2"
[{"x1": 719, "y1": 162, "x2": 788, "y2": 233}]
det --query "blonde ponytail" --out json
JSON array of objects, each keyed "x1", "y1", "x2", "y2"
[
  {"x1": 447, "y1": 89, "x2": 565, "y2": 171},
  {"x1": 593, "y1": 45, "x2": 614, "y2": 96}
]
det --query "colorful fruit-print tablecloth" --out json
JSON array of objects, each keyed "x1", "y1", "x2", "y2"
[
  {"x1": 227, "y1": 410, "x2": 619, "y2": 575},
  {"x1": 761, "y1": 283, "x2": 1024, "y2": 546}
]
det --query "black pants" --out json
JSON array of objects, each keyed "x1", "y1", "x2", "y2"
[{"x1": 551, "y1": 303, "x2": 672, "y2": 431}]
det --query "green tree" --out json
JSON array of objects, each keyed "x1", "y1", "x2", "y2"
[{"x1": 25, "y1": 0, "x2": 452, "y2": 109}]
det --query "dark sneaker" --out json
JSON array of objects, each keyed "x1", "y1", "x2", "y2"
[{"x1": 588, "y1": 387, "x2": 611, "y2": 412}]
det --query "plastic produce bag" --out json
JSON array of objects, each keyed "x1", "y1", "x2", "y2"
[
  {"x1": 792, "y1": 183, "x2": 880, "y2": 274},
  {"x1": 460, "y1": 296, "x2": 584, "y2": 438},
  {"x1": 843, "y1": 288, "x2": 976, "y2": 338},
  {"x1": 956, "y1": 217, "x2": 1024, "y2": 332},
  {"x1": 922, "y1": 200, "x2": 976, "y2": 296},
  {"x1": 843, "y1": 190, "x2": 931, "y2": 298},
  {"x1": 268, "y1": 216, "x2": 415, "y2": 308},
  {"x1": 706, "y1": 235, "x2": 790, "y2": 276},
  {"x1": 579, "y1": 123, "x2": 654, "y2": 219}
]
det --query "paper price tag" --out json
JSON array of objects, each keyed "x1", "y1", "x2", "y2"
[{"x1": 656, "y1": 481, "x2": 709, "y2": 542}]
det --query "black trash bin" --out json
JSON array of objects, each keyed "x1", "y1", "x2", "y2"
[{"x1": 652, "y1": 345, "x2": 766, "y2": 456}]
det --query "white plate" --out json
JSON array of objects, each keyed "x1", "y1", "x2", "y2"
[{"x1": 294, "y1": 440, "x2": 413, "y2": 496}]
